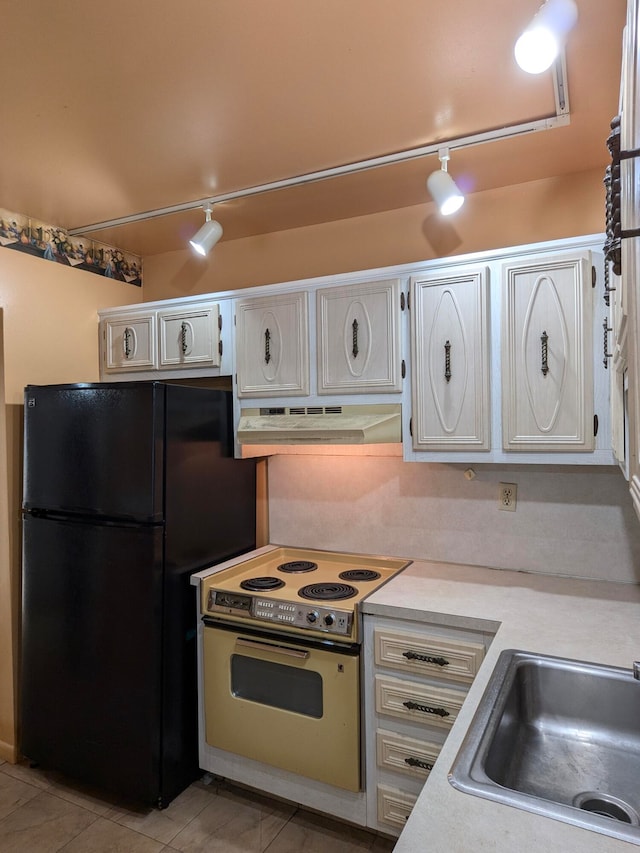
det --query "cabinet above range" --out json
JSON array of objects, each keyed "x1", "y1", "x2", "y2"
[{"x1": 234, "y1": 277, "x2": 404, "y2": 400}]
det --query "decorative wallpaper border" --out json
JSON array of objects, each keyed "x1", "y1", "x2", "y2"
[{"x1": 0, "y1": 207, "x2": 142, "y2": 286}]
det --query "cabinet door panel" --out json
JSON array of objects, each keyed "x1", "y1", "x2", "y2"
[
  {"x1": 317, "y1": 279, "x2": 402, "y2": 394},
  {"x1": 236, "y1": 292, "x2": 309, "y2": 397},
  {"x1": 502, "y1": 253, "x2": 593, "y2": 451},
  {"x1": 158, "y1": 303, "x2": 221, "y2": 369},
  {"x1": 411, "y1": 267, "x2": 490, "y2": 450},
  {"x1": 103, "y1": 313, "x2": 156, "y2": 371}
]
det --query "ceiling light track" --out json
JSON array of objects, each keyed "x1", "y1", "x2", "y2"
[{"x1": 68, "y1": 58, "x2": 570, "y2": 238}]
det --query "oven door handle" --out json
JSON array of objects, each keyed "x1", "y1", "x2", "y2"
[{"x1": 235, "y1": 637, "x2": 310, "y2": 660}]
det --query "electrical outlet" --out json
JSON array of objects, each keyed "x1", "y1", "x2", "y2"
[{"x1": 499, "y1": 483, "x2": 517, "y2": 511}]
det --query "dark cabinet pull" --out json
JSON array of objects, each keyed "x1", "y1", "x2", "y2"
[
  {"x1": 403, "y1": 700, "x2": 450, "y2": 718},
  {"x1": 123, "y1": 327, "x2": 133, "y2": 359},
  {"x1": 541, "y1": 330, "x2": 549, "y2": 376},
  {"x1": 264, "y1": 328, "x2": 271, "y2": 364},
  {"x1": 402, "y1": 650, "x2": 449, "y2": 667},
  {"x1": 180, "y1": 322, "x2": 188, "y2": 355},
  {"x1": 404, "y1": 756, "x2": 434, "y2": 771},
  {"x1": 444, "y1": 340, "x2": 451, "y2": 382},
  {"x1": 603, "y1": 317, "x2": 612, "y2": 368},
  {"x1": 352, "y1": 319, "x2": 359, "y2": 358}
]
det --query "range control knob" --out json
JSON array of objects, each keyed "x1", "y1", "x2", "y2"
[
  {"x1": 323, "y1": 613, "x2": 335, "y2": 627},
  {"x1": 306, "y1": 610, "x2": 319, "y2": 624}
]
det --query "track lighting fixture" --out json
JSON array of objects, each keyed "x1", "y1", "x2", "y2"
[
  {"x1": 426, "y1": 148, "x2": 465, "y2": 216},
  {"x1": 189, "y1": 204, "x2": 223, "y2": 255},
  {"x1": 69, "y1": 78, "x2": 572, "y2": 243},
  {"x1": 514, "y1": 0, "x2": 578, "y2": 74}
]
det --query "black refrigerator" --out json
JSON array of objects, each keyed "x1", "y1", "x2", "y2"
[{"x1": 20, "y1": 381, "x2": 256, "y2": 808}]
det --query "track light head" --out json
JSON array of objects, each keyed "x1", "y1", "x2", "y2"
[
  {"x1": 189, "y1": 204, "x2": 223, "y2": 255},
  {"x1": 427, "y1": 148, "x2": 465, "y2": 216},
  {"x1": 514, "y1": 0, "x2": 578, "y2": 74}
]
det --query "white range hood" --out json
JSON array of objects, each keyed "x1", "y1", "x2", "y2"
[{"x1": 237, "y1": 404, "x2": 402, "y2": 445}]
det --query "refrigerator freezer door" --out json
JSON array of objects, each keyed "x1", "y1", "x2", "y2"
[
  {"x1": 20, "y1": 515, "x2": 170, "y2": 805},
  {"x1": 23, "y1": 383, "x2": 164, "y2": 521}
]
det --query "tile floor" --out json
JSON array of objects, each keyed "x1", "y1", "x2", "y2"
[{"x1": 0, "y1": 759, "x2": 396, "y2": 852}]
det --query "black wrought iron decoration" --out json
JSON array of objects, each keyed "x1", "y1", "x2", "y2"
[
  {"x1": 352, "y1": 318, "x2": 359, "y2": 358},
  {"x1": 604, "y1": 114, "x2": 640, "y2": 274},
  {"x1": 180, "y1": 322, "x2": 188, "y2": 355},
  {"x1": 444, "y1": 340, "x2": 451, "y2": 383},
  {"x1": 604, "y1": 116, "x2": 622, "y2": 276}
]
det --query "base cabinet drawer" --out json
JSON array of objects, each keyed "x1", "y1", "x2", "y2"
[
  {"x1": 375, "y1": 674, "x2": 467, "y2": 731},
  {"x1": 377, "y1": 784, "x2": 417, "y2": 830},
  {"x1": 364, "y1": 615, "x2": 494, "y2": 836},
  {"x1": 374, "y1": 628, "x2": 485, "y2": 683},
  {"x1": 376, "y1": 729, "x2": 441, "y2": 780}
]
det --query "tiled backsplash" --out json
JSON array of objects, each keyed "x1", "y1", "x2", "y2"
[{"x1": 268, "y1": 456, "x2": 640, "y2": 584}]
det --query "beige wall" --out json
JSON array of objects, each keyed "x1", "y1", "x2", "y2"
[
  {"x1": 143, "y1": 169, "x2": 605, "y2": 301},
  {"x1": 0, "y1": 248, "x2": 140, "y2": 761},
  {"x1": 268, "y1": 456, "x2": 640, "y2": 584}
]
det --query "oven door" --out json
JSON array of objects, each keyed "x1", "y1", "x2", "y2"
[{"x1": 203, "y1": 620, "x2": 361, "y2": 791}]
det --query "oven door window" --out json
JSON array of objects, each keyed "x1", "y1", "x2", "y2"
[{"x1": 231, "y1": 654, "x2": 323, "y2": 718}]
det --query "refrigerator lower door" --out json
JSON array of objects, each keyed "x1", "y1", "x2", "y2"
[{"x1": 20, "y1": 515, "x2": 175, "y2": 805}]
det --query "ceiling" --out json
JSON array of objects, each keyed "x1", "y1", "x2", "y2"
[{"x1": 1, "y1": 0, "x2": 626, "y2": 258}]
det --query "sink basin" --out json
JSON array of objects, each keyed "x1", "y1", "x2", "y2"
[{"x1": 449, "y1": 649, "x2": 640, "y2": 844}]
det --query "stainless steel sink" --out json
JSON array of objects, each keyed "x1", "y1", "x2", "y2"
[{"x1": 449, "y1": 649, "x2": 640, "y2": 844}]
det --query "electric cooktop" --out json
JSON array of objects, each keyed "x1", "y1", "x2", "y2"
[{"x1": 199, "y1": 546, "x2": 410, "y2": 642}]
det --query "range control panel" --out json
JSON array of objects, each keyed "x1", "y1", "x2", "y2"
[{"x1": 207, "y1": 590, "x2": 353, "y2": 637}]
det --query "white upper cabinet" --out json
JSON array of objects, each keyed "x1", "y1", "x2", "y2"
[
  {"x1": 99, "y1": 297, "x2": 229, "y2": 380},
  {"x1": 235, "y1": 291, "x2": 310, "y2": 397},
  {"x1": 410, "y1": 266, "x2": 490, "y2": 451},
  {"x1": 316, "y1": 279, "x2": 403, "y2": 395},
  {"x1": 103, "y1": 310, "x2": 157, "y2": 372},
  {"x1": 501, "y1": 252, "x2": 594, "y2": 452},
  {"x1": 158, "y1": 302, "x2": 221, "y2": 369}
]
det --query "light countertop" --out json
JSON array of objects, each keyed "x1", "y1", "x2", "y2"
[{"x1": 361, "y1": 559, "x2": 640, "y2": 852}]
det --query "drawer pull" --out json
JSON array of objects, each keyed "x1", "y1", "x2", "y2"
[
  {"x1": 403, "y1": 700, "x2": 450, "y2": 718},
  {"x1": 402, "y1": 650, "x2": 449, "y2": 667},
  {"x1": 404, "y1": 756, "x2": 434, "y2": 772}
]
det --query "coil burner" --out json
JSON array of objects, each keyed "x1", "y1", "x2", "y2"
[
  {"x1": 339, "y1": 569, "x2": 382, "y2": 582},
  {"x1": 277, "y1": 560, "x2": 318, "y2": 573},
  {"x1": 299, "y1": 582, "x2": 358, "y2": 601},
  {"x1": 240, "y1": 577, "x2": 286, "y2": 592}
]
